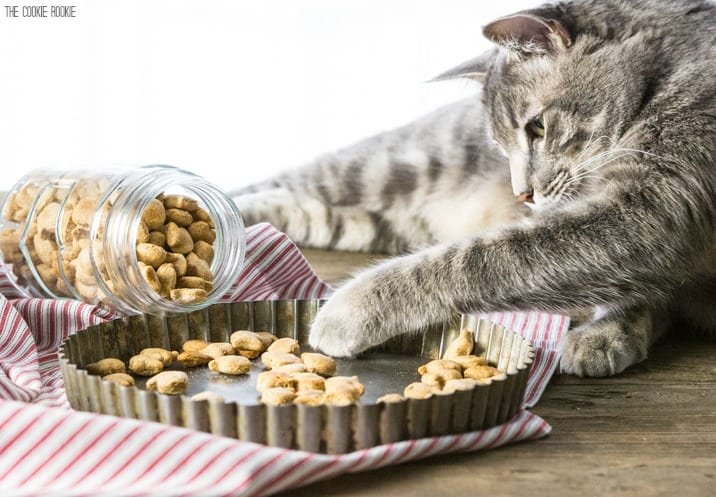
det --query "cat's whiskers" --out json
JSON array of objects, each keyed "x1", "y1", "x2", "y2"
[
  {"x1": 569, "y1": 151, "x2": 618, "y2": 175},
  {"x1": 572, "y1": 149, "x2": 631, "y2": 174},
  {"x1": 577, "y1": 134, "x2": 616, "y2": 161},
  {"x1": 557, "y1": 149, "x2": 638, "y2": 201},
  {"x1": 613, "y1": 147, "x2": 670, "y2": 163},
  {"x1": 570, "y1": 149, "x2": 641, "y2": 183},
  {"x1": 542, "y1": 170, "x2": 569, "y2": 198},
  {"x1": 572, "y1": 153, "x2": 637, "y2": 180},
  {"x1": 544, "y1": 150, "x2": 617, "y2": 204},
  {"x1": 572, "y1": 129, "x2": 597, "y2": 163}
]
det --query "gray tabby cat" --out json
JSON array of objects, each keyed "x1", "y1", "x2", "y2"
[{"x1": 233, "y1": 0, "x2": 716, "y2": 377}]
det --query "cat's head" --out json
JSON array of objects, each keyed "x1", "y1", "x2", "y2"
[{"x1": 435, "y1": 0, "x2": 688, "y2": 210}]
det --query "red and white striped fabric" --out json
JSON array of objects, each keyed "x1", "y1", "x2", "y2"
[{"x1": 0, "y1": 223, "x2": 569, "y2": 497}]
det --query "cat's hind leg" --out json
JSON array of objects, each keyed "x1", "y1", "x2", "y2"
[{"x1": 560, "y1": 304, "x2": 669, "y2": 377}]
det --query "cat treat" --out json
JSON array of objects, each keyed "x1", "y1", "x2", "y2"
[
  {"x1": 102, "y1": 373, "x2": 135, "y2": 387},
  {"x1": 300, "y1": 352, "x2": 336, "y2": 376},
  {"x1": 139, "y1": 347, "x2": 174, "y2": 366},
  {"x1": 254, "y1": 331, "x2": 279, "y2": 349},
  {"x1": 256, "y1": 370, "x2": 297, "y2": 392},
  {"x1": 443, "y1": 328, "x2": 474, "y2": 359},
  {"x1": 417, "y1": 359, "x2": 462, "y2": 375},
  {"x1": 128, "y1": 355, "x2": 164, "y2": 376},
  {"x1": 200, "y1": 342, "x2": 235, "y2": 359},
  {"x1": 420, "y1": 369, "x2": 462, "y2": 389},
  {"x1": 230, "y1": 330, "x2": 266, "y2": 359},
  {"x1": 449, "y1": 355, "x2": 489, "y2": 370},
  {"x1": 325, "y1": 376, "x2": 365, "y2": 396},
  {"x1": 176, "y1": 275, "x2": 211, "y2": 290},
  {"x1": 169, "y1": 288, "x2": 208, "y2": 305},
  {"x1": 137, "y1": 195, "x2": 217, "y2": 305},
  {"x1": 176, "y1": 350, "x2": 212, "y2": 367},
  {"x1": 272, "y1": 363, "x2": 307, "y2": 374},
  {"x1": 291, "y1": 372, "x2": 326, "y2": 392},
  {"x1": 463, "y1": 365, "x2": 501, "y2": 380},
  {"x1": 442, "y1": 378, "x2": 479, "y2": 394},
  {"x1": 208, "y1": 355, "x2": 251, "y2": 375},
  {"x1": 260, "y1": 351, "x2": 303, "y2": 369},
  {"x1": 260, "y1": 387, "x2": 297, "y2": 406},
  {"x1": 266, "y1": 337, "x2": 300, "y2": 354},
  {"x1": 293, "y1": 390, "x2": 325, "y2": 406},
  {"x1": 146, "y1": 371, "x2": 189, "y2": 395},
  {"x1": 86, "y1": 358, "x2": 125, "y2": 376},
  {"x1": 323, "y1": 389, "x2": 360, "y2": 406},
  {"x1": 403, "y1": 382, "x2": 437, "y2": 400},
  {"x1": 182, "y1": 339, "x2": 209, "y2": 352},
  {"x1": 165, "y1": 222, "x2": 193, "y2": 254}
]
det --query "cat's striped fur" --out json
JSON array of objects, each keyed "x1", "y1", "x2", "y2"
[
  {"x1": 233, "y1": 97, "x2": 525, "y2": 254},
  {"x1": 233, "y1": 0, "x2": 716, "y2": 376}
]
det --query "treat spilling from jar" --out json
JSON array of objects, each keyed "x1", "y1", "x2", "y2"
[
  {"x1": 0, "y1": 180, "x2": 216, "y2": 306},
  {"x1": 136, "y1": 194, "x2": 216, "y2": 305},
  {"x1": 0, "y1": 178, "x2": 111, "y2": 300}
]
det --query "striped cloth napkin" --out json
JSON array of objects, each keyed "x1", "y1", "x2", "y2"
[{"x1": 0, "y1": 223, "x2": 569, "y2": 497}]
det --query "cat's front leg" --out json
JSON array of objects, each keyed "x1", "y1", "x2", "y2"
[
  {"x1": 309, "y1": 246, "x2": 457, "y2": 356},
  {"x1": 310, "y1": 195, "x2": 694, "y2": 368},
  {"x1": 560, "y1": 305, "x2": 669, "y2": 377}
]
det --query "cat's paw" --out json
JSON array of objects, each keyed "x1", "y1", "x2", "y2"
[
  {"x1": 560, "y1": 320, "x2": 646, "y2": 377},
  {"x1": 309, "y1": 252, "x2": 443, "y2": 357},
  {"x1": 309, "y1": 247, "x2": 454, "y2": 357},
  {"x1": 308, "y1": 273, "x2": 386, "y2": 357}
]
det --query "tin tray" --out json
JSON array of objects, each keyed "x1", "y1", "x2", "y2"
[{"x1": 59, "y1": 300, "x2": 534, "y2": 454}]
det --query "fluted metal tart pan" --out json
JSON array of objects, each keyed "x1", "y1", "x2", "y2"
[{"x1": 59, "y1": 300, "x2": 534, "y2": 454}]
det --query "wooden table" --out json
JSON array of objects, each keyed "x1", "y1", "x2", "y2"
[{"x1": 277, "y1": 249, "x2": 716, "y2": 497}]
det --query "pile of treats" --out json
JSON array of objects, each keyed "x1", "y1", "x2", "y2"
[
  {"x1": 0, "y1": 180, "x2": 216, "y2": 306},
  {"x1": 85, "y1": 329, "x2": 363, "y2": 407},
  {"x1": 395, "y1": 328, "x2": 502, "y2": 401},
  {"x1": 0, "y1": 178, "x2": 112, "y2": 300},
  {"x1": 136, "y1": 194, "x2": 217, "y2": 305},
  {"x1": 85, "y1": 327, "x2": 503, "y2": 407}
]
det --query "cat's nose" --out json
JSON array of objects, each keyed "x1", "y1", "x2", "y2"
[{"x1": 517, "y1": 189, "x2": 534, "y2": 203}]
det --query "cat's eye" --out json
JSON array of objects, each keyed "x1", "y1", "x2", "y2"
[{"x1": 527, "y1": 117, "x2": 545, "y2": 138}]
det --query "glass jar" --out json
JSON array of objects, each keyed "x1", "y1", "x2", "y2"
[{"x1": 0, "y1": 165, "x2": 245, "y2": 314}]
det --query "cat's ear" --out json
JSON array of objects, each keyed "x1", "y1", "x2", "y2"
[
  {"x1": 483, "y1": 12, "x2": 572, "y2": 53},
  {"x1": 430, "y1": 49, "x2": 497, "y2": 84}
]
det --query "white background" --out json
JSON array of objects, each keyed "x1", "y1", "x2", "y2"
[{"x1": 0, "y1": 0, "x2": 537, "y2": 192}]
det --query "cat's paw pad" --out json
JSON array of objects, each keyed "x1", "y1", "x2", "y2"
[{"x1": 560, "y1": 321, "x2": 645, "y2": 377}]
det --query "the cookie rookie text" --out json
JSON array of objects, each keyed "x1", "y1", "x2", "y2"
[{"x1": 4, "y1": 5, "x2": 76, "y2": 17}]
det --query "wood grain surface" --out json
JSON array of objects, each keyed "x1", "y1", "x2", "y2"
[{"x1": 281, "y1": 249, "x2": 716, "y2": 497}]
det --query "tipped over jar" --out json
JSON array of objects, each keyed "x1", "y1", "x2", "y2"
[{"x1": 0, "y1": 165, "x2": 246, "y2": 314}]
